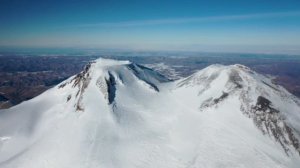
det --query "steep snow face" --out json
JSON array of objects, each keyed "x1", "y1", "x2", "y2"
[
  {"x1": 1, "y1": 58, "x2": 300, "y2": 168},
  {"x1": 174, "y1": 64, "x2": 300, "y2": 156}
]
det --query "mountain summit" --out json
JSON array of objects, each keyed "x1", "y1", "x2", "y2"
[{"x1": 1, "y1": 58, "x2": 300, "y2": 168}]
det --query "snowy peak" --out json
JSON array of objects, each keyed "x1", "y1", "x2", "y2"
[
  {"x1": 175, "y1": 63, "x2": 284, "y2": 101},
  {"x1": 93, "y1": 58, "x2": 131, "y2": 68},
  {"x1": 58, "y1": 58, "x2": 170, "y2": 110},
  {"x1": 175, "y1": 63, "x2": 300, "y2": 155},
  {"x1": 176, "y1": 64, "x2": 252, "y2": 89},
  {"x1": 1, "y1": 58, "x2": 300, "y2": 168}
]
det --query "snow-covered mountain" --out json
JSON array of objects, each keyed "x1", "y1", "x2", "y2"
[{"x1": 1, "y1": 58, "x2": 300, "y2": 168}]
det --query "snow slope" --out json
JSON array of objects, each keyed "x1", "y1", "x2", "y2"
[{"x1": 0, "y1": 58, "x2": 300, "y2": 168}]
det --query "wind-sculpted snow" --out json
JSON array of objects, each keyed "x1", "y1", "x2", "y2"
[
  {"x1": 1, "y1": 58, "x2": 300, "y2": 168},
  {"x1": 96, "y1": 74, "x2": 112, "y2": 104},
  {"x1": 126, "y1": 63, "x2": 170, "y2": 92}
]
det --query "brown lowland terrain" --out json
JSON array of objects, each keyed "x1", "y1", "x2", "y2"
[{"x1": 0, "y1": 56, "x2": 97, "y2": 108}]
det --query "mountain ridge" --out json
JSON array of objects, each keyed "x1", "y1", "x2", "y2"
[{"x1": 1, "y1": 58, "x2": 300, "y2": 168}]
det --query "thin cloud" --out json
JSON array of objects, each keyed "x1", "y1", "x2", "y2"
[{"x1": 78, "y1": 11, "x2": 300, "y2": 28}]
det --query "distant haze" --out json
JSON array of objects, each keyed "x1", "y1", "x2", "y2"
[{"x1": 0, "y1": 0, "x2": 300, "y2": 54}]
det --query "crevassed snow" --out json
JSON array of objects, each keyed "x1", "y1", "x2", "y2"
[{"x1": 0, "y1": 59, "x2": 300, "y2": 168}]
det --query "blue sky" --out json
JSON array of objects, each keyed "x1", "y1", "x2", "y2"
[{"x1": 1, "y1": 0, "x2": 300, "y2": 54}]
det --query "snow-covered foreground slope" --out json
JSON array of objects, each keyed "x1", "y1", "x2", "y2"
[{"x1": 1, "y1": 58, "x2": 300, "y2": 168}]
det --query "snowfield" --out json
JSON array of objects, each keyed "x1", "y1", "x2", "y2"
[{"x1": 1, "y1": 58, "x2": 300, "y2": 168}]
